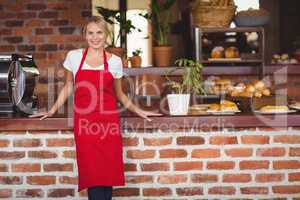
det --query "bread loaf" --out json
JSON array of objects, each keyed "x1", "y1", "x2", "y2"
[
  {"x1": 262, "y1": 88, "x2": 271, "y2": 96},
  {"x1": 253, "y1": 80, "x2": 265, "y2": 90},
  {"x1": 260, "y1": 105, "x2": 288, "y2": 112},
  {"x1": 225, "y1": 47, "x2": 240, "y2": 58}
]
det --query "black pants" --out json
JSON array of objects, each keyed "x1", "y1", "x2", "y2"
[{"x1": 87, "y1": 186, "x2": 113, "y2": 200}]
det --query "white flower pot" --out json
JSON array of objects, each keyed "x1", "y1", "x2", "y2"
[{"x1": 167, "y1": 94, "x2": 190, "y2": 115}]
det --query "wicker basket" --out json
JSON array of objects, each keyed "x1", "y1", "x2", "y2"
[{"x1": 192, "y1": 5, "x2": 237, "y2": 28}]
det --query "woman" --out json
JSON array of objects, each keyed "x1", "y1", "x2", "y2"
[{"x1": 30, "y1": 16, "x2": 161, "y2": 200}]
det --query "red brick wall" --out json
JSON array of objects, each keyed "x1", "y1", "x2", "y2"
[
  {"x1": 0, "y1": 128, "x2": 300, "y2": 198},
  {"x1": 0, "y1": 0, "x2": 91, "y2": 78}
]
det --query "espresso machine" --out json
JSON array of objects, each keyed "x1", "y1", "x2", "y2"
[{"x1": 0, "y1": 54, "x2": 39, "y2": 114}]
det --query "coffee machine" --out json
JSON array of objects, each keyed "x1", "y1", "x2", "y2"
[{"x1": 0, "y1": 54, "x2": 39, "y2": 114}]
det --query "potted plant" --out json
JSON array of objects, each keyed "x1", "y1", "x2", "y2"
[
  {"x1": 142, "y1": 0, "x2": 176, "y2": 66},
  {"x1": 166, "y1": 58, "x2": 205, "y2": 115},
  {"x1": 96, "y1": 6, "x2": 141, "y2": 57},
  {"x1": 130, "y1": 48, "x2": 142, "y2": 67}
]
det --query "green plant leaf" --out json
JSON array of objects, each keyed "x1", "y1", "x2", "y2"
[
  {"x1": 96, "y1": 6, "x2": 144, "y2": 47},
  {"x1": 147, "y1": 0, "x2": 176, "y2": 46},
  {"x1": 166, "y1": 58, "x2": 205, "y2": 94},
  {"x1": 96, "y1": 6, "x2": 118, "y2": 24}
]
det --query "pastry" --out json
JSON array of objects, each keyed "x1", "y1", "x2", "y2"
[
  {"x1": 253, "y1": 80, "x2": 265, "y2": 90},
  {"x1": 281, "y1": 54, "x2": 289, "y2": 60},
  {"x1": 245, "y1": 84, "x2": 255, "y2": 93},
  {"x1": 271, "y1": 53, "x2": 298, "y2": 64},
  {"x1": 290, "y1": 59, "x2": 298, "y2": 64},
  {"x1": 225, "y1": 47, "x2": 239, "y2": 58},
  {"x1": 211, "y1": 46, "x2": 224, "y2": 59},
  {"x1": 209, "y1": 104, "x2": 220, "y2": 111},
  {"x1": 189, "y1": 104, "x2": 209, "y2": 111},
  {"x1": 289, "y1": 102, "x2": 300, "y2": 110},
  {"x1": 238, "y1": 91, "x2": 253, "y2": 97},
  {"x1": 261, "y1": 88, "x2": 271, "y2": 96},
  {"x1": 215, "y1": 79, "x2": 231, "y2": 85},
  {"x1": 230, "y1": 90, "x2": 240, "y2": 97},
  {"x1": 220, "y1": 104, "x2": 239, "y2": 112},
  {"x1": 228, "y1": 80, "x2": 271, "y2": 98},
  {"x1": 220, "y1": 100, "x2": 239, "y2": 112},
  {"x1": 189, "y1": 104, "x2": 209, "y2": 115},
  {"x1": 222, "y1": 100, "x2": 236, "y2": 106},
  {"x1": 234, "y1": 83, "x2": 246, "y2": 92},
  {"x1": 273, "y1": 54, "x2": 280, "y2": 60},
  {"x1": 254, "y1": 91, "x2": 262, "y2": 98},
  {"x1": 260, "y1": 105, "x2": 289, "y2": 113},
  {"x1": 208, "y1": 101, "x2": 239, "y2": 112},
  {"x1": 209, "y1": 79, "x2": 233, "y2": 94}
]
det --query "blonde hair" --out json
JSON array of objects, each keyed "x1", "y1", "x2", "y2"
[{"x1": 82, "y1": 16, "x2": 112, "y2": 47}]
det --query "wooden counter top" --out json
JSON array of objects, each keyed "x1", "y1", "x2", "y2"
[
  {"x1": 123, "y1": 65, "x2": 300, "y2": 76},
  {"x1": 2, "y1": 65, "x2": 300, "y2": 132},
  {"x1": 1, "y1": 113, "x2": 300, "y2": 131}
]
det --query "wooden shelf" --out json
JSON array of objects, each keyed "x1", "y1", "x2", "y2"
[
  {"x1": 122, "y1": 65, "x2": 300, "y2": 76},
  {"x1": 202, "y1": 59, "x2": 263, "y2": 64},
  {"x1": 196, "y1": 27, "x2": 264, "y2": 33},
  {"x1": 123, "y1": 66, "x2": 258, "y2": 76}
]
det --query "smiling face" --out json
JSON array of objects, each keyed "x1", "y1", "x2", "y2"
[{"x1": 84, "y1": 22, "x2": 107, "y2": 49}]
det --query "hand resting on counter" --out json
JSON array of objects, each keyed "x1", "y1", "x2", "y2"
[
  {"x1": 29, "y1": 110, "x2": 55, "y2": 120},
  {"x1": 28, "y1": 108, "x2": 163, "y2": 121}
]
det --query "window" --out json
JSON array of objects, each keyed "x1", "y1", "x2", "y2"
[
  {"x1": 92, "y1": 0, "x2": 260, "y2": 66},
  {"x1": 92, "y1": 0, "x2": 151, "y2": 67},
  {"x1": 235, "y1": 0, "x2": 259, "y2": 11},
  {"x1": 126, "y1": 9, "x2": 149, "y2": 67},
  {"x1": 231, "y1": 0, "x2": 260, "y2": 27}
]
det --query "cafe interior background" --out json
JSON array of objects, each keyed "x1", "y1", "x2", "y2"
[{"x1": 1, "y1": 0, "x2": 300, "y2": 199}]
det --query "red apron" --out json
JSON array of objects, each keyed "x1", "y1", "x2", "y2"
[{"x1": 73, "y1": 48, "x2": 125, "y2": 192}]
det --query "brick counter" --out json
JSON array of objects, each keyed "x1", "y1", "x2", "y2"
[{"x1": 0, "y1": 116, "x2": 300, "y2": 199}]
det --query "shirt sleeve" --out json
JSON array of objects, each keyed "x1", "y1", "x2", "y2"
[
  {"x1": 63, "y1": 51, "x2": 73, "y2": 73},
  {"x1": 109, "y1": 55, "x2": 123, "y2": 79}
]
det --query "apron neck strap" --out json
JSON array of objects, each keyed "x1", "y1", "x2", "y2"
[
  {"x1": 78, "y1": 48, "x2": 108, "y2": 71},
  {"x1": 103, "y1": 50, "x2": 108, "y2": 71},
  {"x1": 78, "y1": 48, "x2": 88, "y2": 71}
]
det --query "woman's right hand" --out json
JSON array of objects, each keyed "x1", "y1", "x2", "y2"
[{"x1": 28, "y1": 110, "x2": 55, "y2": 120}]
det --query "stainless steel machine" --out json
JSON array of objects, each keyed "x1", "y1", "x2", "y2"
[{"x1": 0, "y1": 54, "x2": 39, "y2": 114}]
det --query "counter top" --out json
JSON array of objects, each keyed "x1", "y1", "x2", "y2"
[
  {"x1": 123, "y1": 65, "x2": 300, "y2": 76},
  {"x1": 1, "y1": 113, "x2": 300, "y2": 131},
  {"x1": 2, "y1": 65, "x2": 300, "y2": 132}
]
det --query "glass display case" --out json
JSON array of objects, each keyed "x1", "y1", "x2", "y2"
[{"x1": 193, "y1": 27, "x2": 265, "y2": 78}]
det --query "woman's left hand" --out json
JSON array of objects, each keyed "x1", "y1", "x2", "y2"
[{"x1": 135, "y1": 109, "x2": 163, "y2": 122}]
